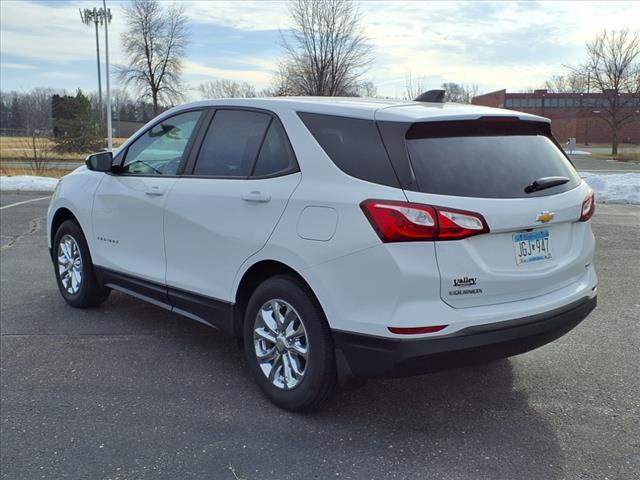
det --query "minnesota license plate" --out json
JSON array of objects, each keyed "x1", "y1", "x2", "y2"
[{"x1": 513, "y1": 230, "x2": 552, "y2": 265}]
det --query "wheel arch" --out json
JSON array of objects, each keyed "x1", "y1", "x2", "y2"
[
  {"x1": 49, "y1": 207, "x2": 79, "y2": 255},
  {"x1": 232, "y1": 260, "x2": 322, "y2": 338}
]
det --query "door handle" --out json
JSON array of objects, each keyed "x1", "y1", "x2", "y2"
[
  {"x1": 242, "y1": 191, "x2": 271, "y2": 203},
  {"x1": 145, "y1": 186, "x2": 164, "y2": 196}
]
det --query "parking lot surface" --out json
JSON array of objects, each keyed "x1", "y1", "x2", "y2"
[{"x1": 1, "y1": 192, "x2": 639, "y2": 479}]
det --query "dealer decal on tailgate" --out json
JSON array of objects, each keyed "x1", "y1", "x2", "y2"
[{"x1": 449, "y1": 276, "x2": 482, "y2": 296}]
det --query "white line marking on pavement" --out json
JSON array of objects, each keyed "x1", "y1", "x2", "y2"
[{"x1": 0, "y1": 196, "x2": 51, "y2": 211}]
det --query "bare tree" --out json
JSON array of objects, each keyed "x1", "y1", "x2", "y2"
[
  {"x1": 118, "y1": 0, "x2": 189, "y2": 115},
  {"x1": 544, "y1": 73, "x2": 587, "y2": 93},
  {"x1": 262, "y1": 62, "x2": 297, "y2": 97},
  {"x1": 198, "y1": 80, "x2": 257, "y2": 99},
  {"x1": 441, "y1": 82, "x2": 479, "y2": 103},
  {"x1": 403, "y1": 73, "x2": 426, "y2": 100},
  {"x1": 349, "y1": 80, "x2": 377, "y2": 97},
  {"x1": 279, "y1": 0, "x2": 373, "y2": 96},
  {"x1": 19, "y1": 130, "x2": 51, "y2": 176},
  {"x1": 578, "y1": 29, "x2": 640, "y2": 155}
]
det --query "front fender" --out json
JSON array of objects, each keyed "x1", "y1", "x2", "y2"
[{"x1": 47, "y1": 169, "x2": 105, "y2": 252}]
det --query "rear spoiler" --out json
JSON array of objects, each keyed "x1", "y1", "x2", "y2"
[{"x1": 406, "y1": 117, "x2": 553, "y2": 139}]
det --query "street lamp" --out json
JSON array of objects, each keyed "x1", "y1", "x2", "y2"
[
  {"x1": 79, "y1": 8, "x2": 103, "y2": 122},
  {"x1": 79, "y1": 3, "x2": 113, "y2": 152},
  {"x1": 102, "y1": 0, "x2": 113, "y2": 152}
]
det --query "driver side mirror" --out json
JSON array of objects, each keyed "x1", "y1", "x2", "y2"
[{"x1": 85, "y1": 151, "x2": 113, "y2": 172}]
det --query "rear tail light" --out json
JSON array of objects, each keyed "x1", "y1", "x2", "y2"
[
  {"x1": 360, "y1": 200, "x2": 489, "y2": 242},
  {"x1": 580, "y1": 191, "x2": 596, "y2": 221}
]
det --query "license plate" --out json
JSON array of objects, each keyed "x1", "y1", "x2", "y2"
[{"x1": 513, "y1": 230, "x2": 552, "y2": 265}]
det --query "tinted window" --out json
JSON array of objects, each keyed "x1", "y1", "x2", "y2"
[
  {"x1": 298, "y1": 112, "x2": 399, "y2": 187},
  {"x1": 405, "y1": 121, "x2": 580, "y2": 198},
  {"x1": 193, "y1": 110, "x2": 271, "y2": 177},
  {"x1": 123, "y1": 110, "x2": 202, "y2": 175},
  {"x1": 252, "y1": 120, "x2": 297, "y2": 177}
]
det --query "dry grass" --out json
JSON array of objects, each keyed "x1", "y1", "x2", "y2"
[
  {"x1": 0, "y1": 136, "x2": 127, "y2": 161},
  {"x1": 617, "y1": 145, "x2": 640, "y2": 163},
  {"x1": 0, "y1": 166, "x2": 68, "y2": 178}
]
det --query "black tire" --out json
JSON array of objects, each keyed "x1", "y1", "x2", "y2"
[
  {"x1": 243, "y1": 275, "x2": 336, "y2": 411},
  {"x1": 53, "y1": 220, "x2": 110, "y2": 308}
]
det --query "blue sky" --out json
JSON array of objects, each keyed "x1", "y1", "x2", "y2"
[{"x1": 1, "y1": 0, "x2": 639, "y2": 99}]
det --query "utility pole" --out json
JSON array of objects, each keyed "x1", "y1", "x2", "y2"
[
  {"x1": 584, "y1": 70, "x2": 591, "y2": 145},
  {"x1": 79, "y1": 8, "x2": 103, "y2": 124},
  {"x1": 102, "y1": 0, "x2": 113, "y2": 152}
]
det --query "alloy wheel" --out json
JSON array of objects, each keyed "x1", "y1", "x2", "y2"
[
  {"x1": 57, "y1": 234, "x2": 83, "y2": 295},
  {"x1": 253, "y1": 299, "x2": 309, "y2": 390}
]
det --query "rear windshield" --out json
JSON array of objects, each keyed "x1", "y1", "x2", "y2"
[{"x1": 405, "y1": 120, "x2": 581, "y2": 198}]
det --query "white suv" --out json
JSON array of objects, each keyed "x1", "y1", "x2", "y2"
[{"x1": 47, "y1": 96, "x2": 597, "y2": 411}]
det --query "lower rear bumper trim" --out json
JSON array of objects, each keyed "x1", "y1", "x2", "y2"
[{"x1": 332, "y1": 295, "x2": 597, "y2": 379}]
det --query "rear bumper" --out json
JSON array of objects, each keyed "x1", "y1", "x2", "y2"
[{"x1": 333, "y1": 295, "x2": 596, "y2": 379}]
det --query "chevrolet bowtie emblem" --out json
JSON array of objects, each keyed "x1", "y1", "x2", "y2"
[{"x1": 536, "y1": 211, "x2": 555, "y2": 223}]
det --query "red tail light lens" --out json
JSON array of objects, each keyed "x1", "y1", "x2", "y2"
[
  {"x1": 580, "y1": 191, "x2": 596, "y2": 221},
  {"x1": 360, "y1": 200, "x2": 437, "y2": 242},
  {"x1": 360, "y1": 200, "x2": 489, "y2": 242}
]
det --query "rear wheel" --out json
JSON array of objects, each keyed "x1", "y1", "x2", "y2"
[
  {"x1": 53, "y1": 220, "x2": 110, "y2": 308},
  {"x1": 243, "y1": 275, "x2": 336, "y2": 411}
]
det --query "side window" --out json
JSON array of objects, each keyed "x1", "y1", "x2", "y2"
[
  {"x1": 122, "y1": 110, "x2": 202, "y2": 175},
  {"x1": 192, "y1": 110, "x2": 271, "y2": 177},
  {"x1": 298, "y1": 112, "x2": 399, "y2": 187},
  {"x1": 252, "y1": 120, "x2": 297, "y2": 177}
]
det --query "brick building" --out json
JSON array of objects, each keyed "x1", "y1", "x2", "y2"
[{"x1": 472, "y1": 89, "x2": 640, "y2": 144}]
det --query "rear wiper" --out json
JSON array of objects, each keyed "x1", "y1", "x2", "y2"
[{"x1": 524, "y1": 176, "x2": 570, "y2": 194}]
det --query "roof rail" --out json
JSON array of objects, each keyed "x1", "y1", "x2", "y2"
[{"x1": 414, "y1": 90, "x2": 446, "y2": 103}]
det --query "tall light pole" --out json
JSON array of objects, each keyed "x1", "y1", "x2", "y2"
[
  {"x1": 79, "y1": 8, "x2": 103, "y2": 123},
  {"x1": 102, "y1": 1, "x2": 113, "y2": 152}
]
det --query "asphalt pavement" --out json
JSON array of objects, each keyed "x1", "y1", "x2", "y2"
[
  {"x1": 1, "y1": 192, "x2": 639, "y2": 480},
  {"x1": 570, "y1": 155, "x2": 640, "y2": 173}
]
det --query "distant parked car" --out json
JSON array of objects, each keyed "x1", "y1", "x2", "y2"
[{"x1": 47, "y1": 96, "x2": 597, "y2": 411}]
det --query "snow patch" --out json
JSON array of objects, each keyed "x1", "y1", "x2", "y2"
[
  {"x1": 0, "y1": 175, "x2": 59, "y2": 192},
  {"x1": 581, "y1": 172, "x2": 640, "y2": 204},
  {"x1": 564, "y1": 149, "x2": 592, "y2": 155}
]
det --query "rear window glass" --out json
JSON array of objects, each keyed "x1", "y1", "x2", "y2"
[
  {"x1": 298, "y1": 112, "x2": 399, "y2": 187},
  {"x1": 405, "y1": 120, "x2": 580, "y2": 198}
]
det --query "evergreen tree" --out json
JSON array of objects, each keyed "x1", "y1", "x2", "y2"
[{"x1": 52, "y1": 90, "x2": 103, "y2": 152}]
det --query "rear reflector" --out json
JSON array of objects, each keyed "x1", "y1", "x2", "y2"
[
  {"x1": 580, "y1": 191, "x2": 596, "y2": 221},
  {"x1": 388, "y1": 325, "x2": 448, "y2": 335},
  {"x1": 361, "y1": 200, "x2": 489, "y2": 242}
]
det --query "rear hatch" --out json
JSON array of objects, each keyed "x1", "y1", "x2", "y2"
[{"x1": 400, "y1": 118, "x2": 591, "y2": 308}]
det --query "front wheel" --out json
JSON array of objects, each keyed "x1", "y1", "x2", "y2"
[
  {"x1": 243, "y1": 275, "x2": 336, "y2": 411},
  {"x1": 53, "y1": 220, "x2": 110, "y2": 308}
]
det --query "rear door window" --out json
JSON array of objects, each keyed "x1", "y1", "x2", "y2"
[
  {"x1": 193, "y1": 109, "x2": 271, "y2": 177},
  {"x1": 298, "y1": 112, "x2": 400, "y2": 187},
  {"x1": 405, "y1": 120, "x2": 580, "y2": 198}
]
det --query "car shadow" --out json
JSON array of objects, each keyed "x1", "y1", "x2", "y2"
[{"x1": 42, "y1": 293, "x2": 565, "y2": 479}]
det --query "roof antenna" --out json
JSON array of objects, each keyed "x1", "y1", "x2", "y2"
[{"x1": 414, "y1": 90, "x2": 446, "y2": 103}]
